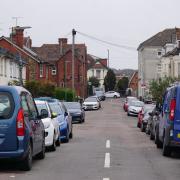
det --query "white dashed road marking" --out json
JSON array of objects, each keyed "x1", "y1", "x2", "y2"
[
  {"x1": 106, "y1": 140, "x2": 110, "y2": 149},
  {"x1": 103, "y1": 178, "x2": 110, "y2": 180},
  {"x1": 104, "y1": 152, "x2": 110, "y2": 168}
]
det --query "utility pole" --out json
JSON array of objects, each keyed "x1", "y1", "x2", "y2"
[
  {"x1": 72, "y1": 29, "x2": 76, "y2": 90},
  {"x1": 107, "y1": 49, "x2": 110, "y2": 67}
]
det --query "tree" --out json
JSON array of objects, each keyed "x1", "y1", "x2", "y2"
[
  {"x1": 149, "y1": 77, "x2": 176, "y2": 104},
  {"x1": 104, "y1": 69, "x2": 116, "y2": 91},
  {"x1": 116, "y1": 77, "x2": 129, "y2": 96},
  {"x1": 88, "y1": 76, "x2": 100, "y2": 87}
]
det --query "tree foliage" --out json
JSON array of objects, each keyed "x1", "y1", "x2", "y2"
[
  {"x1": 116, "y1": 77, "x2": 129, "y2": 96},
  {"x1": 88, "y1": 76, "x2": 100, "y2": 87},
  {"x1": 149, "y1": 77, "x2": 176, "y2": 104},
  {"x1": 104, "y1": 69, "x2": 116, "y2": 91}
]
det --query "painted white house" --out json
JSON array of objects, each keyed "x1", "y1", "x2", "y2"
[
  {"x1": 0, "y1": 52, "x2": 26, "y2": 85},
  {"x1": 137, "y1": 28, "x2": 180, "y2": 97},
  {"x1": 87, "y1": 54, "x2": 108, "y2": 88}
]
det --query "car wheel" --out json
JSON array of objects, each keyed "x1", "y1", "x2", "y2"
[
  {"x1": 114, "y1": 95, "x2": 117, "y2": 98},
  {"x1": 137, "y1": 122, "x2": 140, "y2": 128},
  {"x1": 50, "y1": 134, "x2": 56, "y2": 151},
  {"x1": 56, "y1": 136, "x2": 61, "y2": 147},
  {"x1": 36, "y1": 138, "x2": 45, "y2": 159},
  {"x1": 162, "y1": 135, "x2": 171, "y2": 156},
  {"x1": 141, "y1": 123, "x2": 145, "y2": 132},
  {"x1": 155, "y1": 128, "x2": 162, "y2": 148},
  {"x1": 150, "y1": 131, "x2": 155, "y2": 140},
  {"x1": 22, "y1": 143, "x2": 32, "y2": 171},
  {"x1": 69, "y1": 127, "x2": 73, "y2": 139}
]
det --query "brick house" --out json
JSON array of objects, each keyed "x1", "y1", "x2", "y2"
[
  {"x1": 87, "y1": 54, "x2": 108, "y2": 89},
  {"x1": 32, "y1": 38, "x2": 88, "y2": 98},
  {"x1": 0, "y1": 26, "x2": 48, "y2": 84}
]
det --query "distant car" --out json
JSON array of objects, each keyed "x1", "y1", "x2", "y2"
[
  {"x1": 48, "y1": 102, "x2": 73, "y2": 143},
  {"x1": 94, "y1": 91, "x2": 106, "y2": 101},
  {"x1": 64, "y1": 102, "x2": 85, "y2": 123},
  {"x1": 137, "y1": 104, "x2": 155, "y2": 128},
  {"x1": 127, "y1": 100, "x2": 144, "y2": 116},
  {"x1": 124, "y1": 96, "x2": 137, "y2": 112},
  {"x1": 105, "y1": 91, "x2": 120, "y2": 98},
  {"x1": 35, "y1": 100, "x2": 60, "y2": 151},
  {"x1": 0, "y1": 86, "x2": 45, "y2": 171},
  {"x1": 83, "y1": 97, "x2": 101, "y2": 110}
]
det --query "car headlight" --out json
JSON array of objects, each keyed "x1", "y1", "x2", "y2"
[{"x1": 44, "y1": 122, "x2": 51, "y2": 129}]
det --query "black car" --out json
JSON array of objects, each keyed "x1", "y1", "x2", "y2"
[
  {"x1": 95, "y1": 91, "x2": 106, "y2": 101},
  {"x1": 64, "y1": 102, "x2": 85, "y2": 123}
]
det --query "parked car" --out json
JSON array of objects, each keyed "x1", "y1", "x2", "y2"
[
  {"x1": 124, "y1": 96, "x2": 137, "y2": 112},
  {"x1": 48, "y1": 102, "x2": 73, "y2": 143},
  {"x1": 127, "y1": 100, "x2": 144, "y2": 116},
  {"x1": 156, "y1": 85, "x2": 180, "y2": 156},
  {"x1": 35, "y1": 100, "x2": 60, "y2": 151},
  {"x1": 0, "y1": 86, "x2": 45, "y2": 170},
  {"x1": 83, "y1": 97, "x2": 101, "y2": 110},
  {"x1": 140, "y1": 105, "x2": 156, "y2": 132},
  {"x1": 64, "y1": 102, "x2": 85, "y2": 123},
  {"x1": 94, "y1": 91, "x2": 106, "y2": 101},
  {"x1": 105, "y1": 91, "x2": 120, "y2": 98},
  {"x1": 137, "y1": 104, "x2": 155, "y2": 128}
]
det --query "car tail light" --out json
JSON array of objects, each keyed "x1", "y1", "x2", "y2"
[
  {"x1": 16, "y1": 108, "x2": 25, "y2": 136},
  {"x1": 169, "y1": 99, "x2": 176, "y2": 121}
]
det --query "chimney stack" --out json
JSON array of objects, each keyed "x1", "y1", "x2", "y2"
[{"x1": 58, "y1": 38, "x2": 68, "y2": 55}]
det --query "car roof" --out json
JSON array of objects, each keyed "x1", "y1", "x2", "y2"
[
  {"x1": 0, "y1": 85, "x2": 30, "y2": 95},
  {"x1": 34, "y1": 100, "x2": 47, "y2": 105}
]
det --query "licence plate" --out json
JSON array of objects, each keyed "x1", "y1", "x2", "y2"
[{"x1": 177, "y1": 133, "x2": 180, "y2": 138}]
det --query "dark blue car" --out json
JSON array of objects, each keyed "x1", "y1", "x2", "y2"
[
  {"x1": 0, "y1": 86, "x2": 45, "y2": 170},
  {"x1": 156, "y1": 85, "x2": 180, "y2": 156}
]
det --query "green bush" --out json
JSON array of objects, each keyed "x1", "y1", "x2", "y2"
[{"x1": 54, "y1": 88, "x2": 75, "y2": 101}]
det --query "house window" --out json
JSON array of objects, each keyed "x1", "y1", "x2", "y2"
[
  {"x1": 92, "y1": 70, "x2": 94, "y2": 76},
  {"x1": 13, "y1": 63, "x2": 16, "y2": 78},
  {"x1": 52, "y1": 66, "x2": 56, "y2": 75},
  {"x1": 178, "y1": 63, "x2": 180, "y2": 78},
  {"x1": 4, "y1": 59, "x2": 7, "y2": 77},
  {"x1": 96, "y1": 70, "x2": 101, "y2": 79},
  {"x1": 39, "y1": 64, "x2": 43, "y2": 78},
  {"x1": 46, "y1": 67, "x2": 49, "y2": 78}
]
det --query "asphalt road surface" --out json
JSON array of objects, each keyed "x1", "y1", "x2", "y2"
[{"x1": 1, "y1": 99, "x2": 180, "y2": 180}]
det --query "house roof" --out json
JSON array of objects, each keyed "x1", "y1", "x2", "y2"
[
  {"x1": 163, "y1": 47, "x2": 180, "y2": 57},
  {"x1": 137, "y1": 28, "x2": 180, "y2": 50},
  {"x1": 0, "y1": 36, "x2": 40, "y2": 62},
  {"x1": 87, "y1": 54, "x2": 108, "y2": 70},
  {"x1": 32, "y1": 43, "x2": 86, "y2": 63}
]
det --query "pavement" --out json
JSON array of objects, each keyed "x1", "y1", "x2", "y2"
[{"x1": 0, "y1": 98, "x2": 180, "y2": 180}]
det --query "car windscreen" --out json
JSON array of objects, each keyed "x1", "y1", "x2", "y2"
[
  {"x1": 36, "y1": 104, "x2": 48, "y2": 115},
  {"x1": 0, "y1": 92, "x2": 14, "y2": 119},
  {"x1": 64, "y1": 102, "x2": 81, "y2": 109},
  {"x1": 130, "y1": 101, "x2": 144, "y2": 107},
  {"x1": 85, "y1": 98, "x2": 97, "y2": 102},
  {"x1": 49, "y1": 103, "x2": 63, "y2": 115}
]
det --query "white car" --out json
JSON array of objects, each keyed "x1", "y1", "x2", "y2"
[
  {"x1": 127, "y1": 100, "x2": 144, "y2": 116},
  {"x1": 105, "y1": 91, "x2": 120, "y2": 98},
  {"x1": 83, "y1": 97, "x2": 101, "y2": 110},
  {"x1": 35, "y1": 100, "x2": 60, "y2": 151}
]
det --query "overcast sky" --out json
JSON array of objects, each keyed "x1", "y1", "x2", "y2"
[{"x1": 1, "y1": 0, "x2": 180, "y2": 69}]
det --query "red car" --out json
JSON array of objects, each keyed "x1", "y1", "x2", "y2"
[
  {"x1": 123, "y1": 96, "x2": 137, "y2": 112},
  {"x1": 137, "y1": 104, "x2": 156, "y2": 128}
]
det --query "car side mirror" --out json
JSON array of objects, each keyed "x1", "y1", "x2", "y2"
[
  {"x1": 51, "y1": 112, "x2": 57, "y2": 118},
  {"x1": 64, "y1": 112, "x2": 68, "y2": 116},
  {"x1": 40, "y1": 109, "x2": 49, "y2": 119}
]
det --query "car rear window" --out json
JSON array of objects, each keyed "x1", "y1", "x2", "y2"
[{"x1": 0, "y1": 92, "x2": 14, "y2": 119}]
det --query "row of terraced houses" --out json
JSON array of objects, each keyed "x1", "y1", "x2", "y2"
[{"x1": 0, "y1": 26, "x2": 108, "y2": 98}]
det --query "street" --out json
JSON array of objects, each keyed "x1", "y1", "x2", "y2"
[{"x1": 1, "y1": 99, "x2": 180, "y2": 180}]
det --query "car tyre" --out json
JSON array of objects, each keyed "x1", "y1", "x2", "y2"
[
  {"x1": 137, "y1": 122, "x2": 140, "y2": 128},
  {"x1": 155, "y1": 128, "x2": 162, "y2": 148},
  {"x1": 36, "y1": 139, "x2": 45, "y2": 159},
  {"x1": 141, "y1": 123, "x2": 145, "y2": 132},
  {"x1": 22, "y1": 143, "x2": 32, "y2": 171},
  {"x1": 56, "y1": 136, "x2": 61, "y2": 147},
  {"x1": 150, "y1": 131, "x2": 155, "y2": 140},
  {"x1": 50, "y1": 134, "x2": 56, "y2": 151},
  {"x1": 114, "y1": 95, "x2": 117, "y2": 98},
  {"x1": 69, "y1": 128, "x2": 73, "y2": 139},
  {"x1": 162, "y1": 135, "x2": 171, "y2": 157}
]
